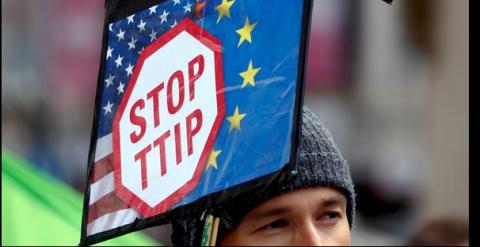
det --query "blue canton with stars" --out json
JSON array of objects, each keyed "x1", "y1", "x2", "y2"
[
  {"x1": 99, "y1": 0, "x2": 194, "y2": 135},
  {"x1": 97, "y1": 0, "x2": 304, "y2": 211}
]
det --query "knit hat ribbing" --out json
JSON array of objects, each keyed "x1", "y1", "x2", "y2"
[{"x1": 298, "y1": 106, "x2": 355, "y2": 227}]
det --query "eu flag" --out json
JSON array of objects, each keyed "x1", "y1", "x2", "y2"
[{"x1": 179, "y1": 0, "x2": 305, "y2": 205}]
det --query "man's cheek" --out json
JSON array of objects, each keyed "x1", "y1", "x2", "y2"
[{"x1": 332, "y1": 220, "x2": 351, "y2": 245}]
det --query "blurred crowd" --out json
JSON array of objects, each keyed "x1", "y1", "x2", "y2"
[{"x1": 2, "y1": 0, "x2": 469, "y2": 245}]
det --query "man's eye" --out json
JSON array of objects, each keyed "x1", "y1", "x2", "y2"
[
  {"x1": 318, "y1": 211, "x2": 341, "y2": 221},
  {"x1": 259, "y1": 219, "x2": 288, "y2": 230}
]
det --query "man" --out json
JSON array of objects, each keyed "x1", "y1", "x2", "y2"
[{"x1": 170, "y1": 106, "x2": 355, "y2": 245}]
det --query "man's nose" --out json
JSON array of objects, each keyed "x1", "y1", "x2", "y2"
[{"x1": 295, "y1": 221, "x2": 324, "y2": 246}]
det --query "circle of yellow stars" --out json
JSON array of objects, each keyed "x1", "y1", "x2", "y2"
[{"x1": 206, "y1": 0, "x2": 262, "y2": 171}]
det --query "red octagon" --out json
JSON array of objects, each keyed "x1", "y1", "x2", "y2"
[{"x1": 112, "y1": 18, "x2": 225, "y2": 217}]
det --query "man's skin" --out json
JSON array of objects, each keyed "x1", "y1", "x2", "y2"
[{"x1": 220, "y1": 187, "x2": 351, "y2": 246}]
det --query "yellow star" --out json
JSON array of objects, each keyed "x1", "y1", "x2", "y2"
[
  {"x1": 240, "y1": 60, "x2": 261, "y2": 88},
  {"x1": 207, "y1": 148, "x2": 221, "y2": 169},
  {"x1": 236, "y1": 17, "x2": 257, "y2": 47},
  {"x1": 227, "y1": 106, "x2": 246, "y2": 132},
  {"x1": 215, "y1": 0, "x2": 235, "y2": 24}
]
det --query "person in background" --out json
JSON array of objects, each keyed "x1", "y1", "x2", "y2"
[{"x1": 406, "y1": 217, "x2": 469, "y2": 246}]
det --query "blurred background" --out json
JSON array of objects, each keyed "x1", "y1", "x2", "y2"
[{"x1": 2, "y1": 0, "x2": 469, "y2": 245}]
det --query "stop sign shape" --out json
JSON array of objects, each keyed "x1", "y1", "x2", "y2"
[{"x1": 112, "y1": 18, "x2": 225, "y2": 217}]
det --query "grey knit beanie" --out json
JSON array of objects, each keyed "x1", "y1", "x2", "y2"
[{"x1": 170, "y1": 106, "x2": 355, "y2": 245}]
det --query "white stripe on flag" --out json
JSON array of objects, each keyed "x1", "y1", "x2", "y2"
[
  {"x1": 95, "y1": 133, "x2": 113, "y2": 162},
  {"x1": 89, "y1": 172, "x2": 115, "y2": 205},
  {"x1": 86, "y1": 208, "x2": 140, "y2": 236}
]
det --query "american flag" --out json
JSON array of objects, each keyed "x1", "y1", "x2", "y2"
[
  {"x1": 87, "y1": 0, "x2": 198, "y2": 236},
  {"x1": 85, "y1": 0, "x2": 305, "y2": 238}
]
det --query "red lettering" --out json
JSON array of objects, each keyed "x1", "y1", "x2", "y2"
[
  {"x1": 188, "y1": 55, "x2": 204, "y2": 101},
  {"x1": 146, "y1": 82, "x2": 165, "y2": 128},
  {"x1": 153, "y1": 130, "x2": 171, "y2": 176},
  {"x1": 174, "y1": 123, "x2": 182, "y2": 165},
  {"x1": 134, "y1": 144, "x2": 152, "y2": 190},
  {"x1": 129, "y1": 99, "x2": 146, "y2": 143},
  {"x1": 167, "y1": 70, "x2": 185, "y2": 114},
  {"x1": 186, "y1": 109, "x2": 203, "y2": 156}
]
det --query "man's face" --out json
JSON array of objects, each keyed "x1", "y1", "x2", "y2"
[{"x1": 220, "y1": 187, "x2": 351, "y2": 246}]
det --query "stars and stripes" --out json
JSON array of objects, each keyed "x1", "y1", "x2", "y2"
[{"x1": 87, "y1": 0, "x2": 196, "y2": 236}]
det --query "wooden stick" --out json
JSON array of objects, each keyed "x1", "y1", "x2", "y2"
[{"x1": 209, "y1": 217, "x2": 220, "y2": 246}]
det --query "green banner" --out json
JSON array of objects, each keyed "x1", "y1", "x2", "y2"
[{"x1": 2, "y1": 149, "x2": 160, "y2": 246}]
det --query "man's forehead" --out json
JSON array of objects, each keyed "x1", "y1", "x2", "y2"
[{"x1": 247, "y1": 186, "x2": 347, "y2": 217}]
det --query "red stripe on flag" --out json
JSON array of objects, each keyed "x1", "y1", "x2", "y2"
[
  {"x1": 90, "y1": 154, "x2": 114, "y2": 183},
  {"x1": 87, "y1": 191, "x2": 130, "y2": 223}
]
